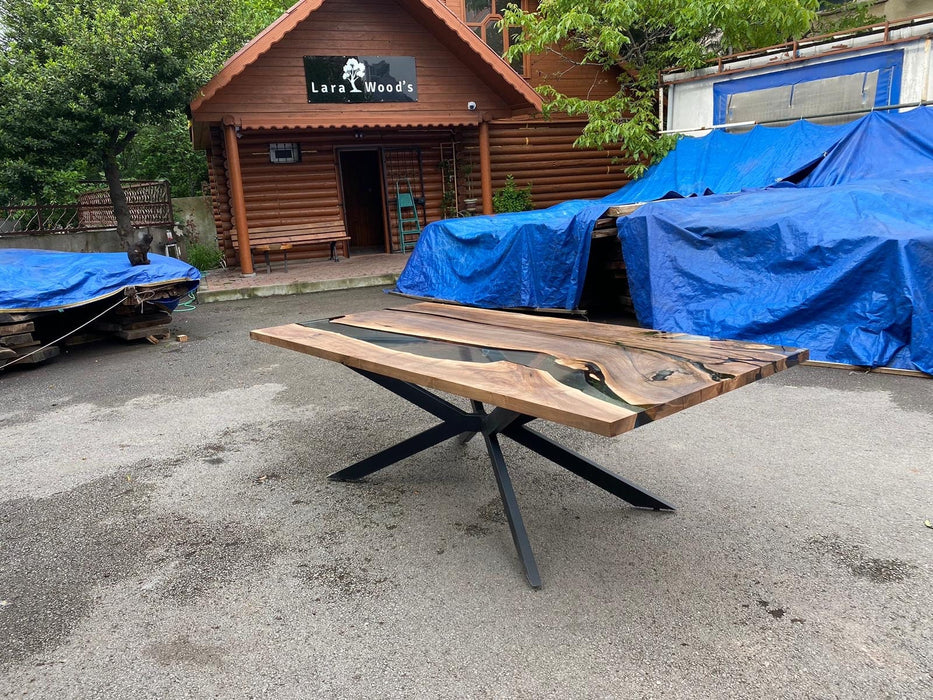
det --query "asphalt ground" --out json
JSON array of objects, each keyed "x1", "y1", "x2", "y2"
[{"x1": 1, "y1": 287, "x2": 931, "y2": 699}]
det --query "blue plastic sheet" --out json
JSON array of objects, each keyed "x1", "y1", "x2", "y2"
[
  {"x1": 619, "y1": 107, "x2": 933, "y2": 373},
  {"x1": 395, "y1": 199, "x2": 605, "y2": 309},
  {"x1": 395, "y1": 119, "x2": 858, "y2": 310},
  {"x1": 602, "y1": 119, "x2": 857, "y2": 205},
  {"x1": 395, "y1": 106, "x2": 933, "y2": 373},
  {"x1": 0, "y1": 249, "x2": 201, "y2": 312},
  {"x1": 802, "y1": 107, "x2": 933, "y2": 187}
]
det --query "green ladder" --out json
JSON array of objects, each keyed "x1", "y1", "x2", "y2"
[{"x1": 396, "y1": 179, "x2": 422, "y2": 253}]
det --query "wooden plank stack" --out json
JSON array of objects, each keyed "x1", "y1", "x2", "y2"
[
  {"x1": 584, "y1": 215, "x2": 634, "y2": 316},
  {"x1": 91, "y1": 307, "x2": 173, "y2": 342},
  {"x1": 2, "y1": 286, "x2": 187, "y2": 370},
  {"x1": 580, "y1": 204, "x2": 647, "y2": 316},
  {"x1": 0, "y1": 313, "x2": 60, "y2": 366}
]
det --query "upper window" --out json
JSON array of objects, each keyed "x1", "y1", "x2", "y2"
[
  {"x1": 465, "y1": 1, "x2": 525, "y2": 75},
  {"x1": 713, "y1": 50, "x2": 904, "y2": 129}
]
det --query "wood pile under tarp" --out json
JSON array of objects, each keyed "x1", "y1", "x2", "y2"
[
  {"x1": 0, "y1": 313, "x2": 61, "y2": 366},
  {"x1": 90, "y1": 307, "x2": 173, "y2": 342},
  {"x1": 0, "y1": 250, "x2": 201, "y2": 371},
  {"x1": 579, "y1": 203, "x2": 645, "y2": 317},
  {"x1": 0, "y1": 285, "x2": 189, "y2": 371}
]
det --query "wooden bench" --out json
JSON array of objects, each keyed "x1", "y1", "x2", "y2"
[{"x1": 232, "y1": 221, "x2": 351, "y2": 273}]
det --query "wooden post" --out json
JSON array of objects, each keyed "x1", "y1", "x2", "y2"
[
  {"x1": 479, "y1": 120, "x2": 493, "y2": 215},
  {"x1": 223, "y1": 119, "x2": 254, "y2": 276}
]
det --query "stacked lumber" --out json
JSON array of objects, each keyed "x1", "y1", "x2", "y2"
[
  {"x1": 583, "y1": 210, "x2": 638, "y2": 316},
  {"x1": 2, "y1": 289, "x2": 184, "y2": 370},
  {"x1": 0, "y1": 313, "x2": 60, "y2": 366},
  {"x1": 91, "y1": 306, "x2": 173, "y2": 342}
]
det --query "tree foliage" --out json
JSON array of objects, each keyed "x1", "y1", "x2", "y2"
[
  {"x1": 119, "y1": 114, "x2": 209, "y2": 199},
  {"x1": 812, "y1": 1, "x2": 881, "y2": 36},
  {"x1": 502, "y1": 0, "x2": 821, "y2": 176},
  {"x1": 0, "y1": 0, "x2": 286, "y2": 244}
]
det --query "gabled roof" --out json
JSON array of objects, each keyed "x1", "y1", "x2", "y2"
[{"x1": 189, "y1": 0, "x2": 542, "y2": 116}]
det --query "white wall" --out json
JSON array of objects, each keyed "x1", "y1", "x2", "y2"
[
  {"x1": 881, "y1": 0, "x2": 933, "y2": 20},
  {"x1": 665, "y1": 28, "x2": 933, "y2": 133},
  {"x1": 901, "y1": 36, "x2": 933, "y2": 102}
]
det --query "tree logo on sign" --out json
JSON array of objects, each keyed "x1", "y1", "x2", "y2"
[{"x1": 342, "y1": 58, "x2": 366, "y2": 93}]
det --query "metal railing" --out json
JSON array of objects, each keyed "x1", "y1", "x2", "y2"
[{"x1": 0, "y1": 181, "x2": 173, "y2": 236}]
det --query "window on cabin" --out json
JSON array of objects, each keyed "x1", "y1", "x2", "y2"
[
  {"x1": 269, "y1": 143, "x2": 301, "y2": 164},
  {"x1": 465, "y1": 1, "x2": 525, "y2": 75}
]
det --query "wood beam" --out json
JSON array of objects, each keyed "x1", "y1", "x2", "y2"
[
  {"x1": 479, "y1": 120, "x2": 493, "y2": 215},
  {"x1": 223, "y1": 120, "x2": 255, "y2": 276}
]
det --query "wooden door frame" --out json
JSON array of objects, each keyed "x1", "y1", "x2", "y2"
[{"x1": 335, "y1": 146, "x2": 391, "y2": 254}]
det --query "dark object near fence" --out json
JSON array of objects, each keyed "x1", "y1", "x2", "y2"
[{"x1": 128, "y1": 232, "x2": 153, "y2": 266}]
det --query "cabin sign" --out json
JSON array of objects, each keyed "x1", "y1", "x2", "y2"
[{"x1": 304, "y1": 56, "x2": 418, "y2": 103}]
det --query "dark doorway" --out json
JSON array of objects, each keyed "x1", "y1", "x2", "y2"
[{"x1": 339, "y1": 150, "x2": 385, "y2": 252}]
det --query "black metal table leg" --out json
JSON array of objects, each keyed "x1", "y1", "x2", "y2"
[
  {"x1": 457, "y1": 400, "x2": 486, "y2": 445},
  {"x1": 483, "y1": 430, "x2": 542, "y2": 589},
  {"x1": 326, "y1": 370, "x2": 673, "y2": 587},
  {"x1": 504, "y1": 423, "x2": 676, "y2": 511},
  {"x1": 329, "y1": 421, "x2": 467, "y2": 481},
  {"x1": 354, "y1": 368, "x2": 476, "y2": 424}
]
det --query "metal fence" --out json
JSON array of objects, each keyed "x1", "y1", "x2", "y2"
[{"x1": 0, "y1": 181, "x2": 173, "y2": 236}]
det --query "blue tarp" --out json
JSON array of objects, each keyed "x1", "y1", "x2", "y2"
[
  {"x1": 0, "y1": 249, "x2": 201, "y2": 312},
  {"x1": 619, "y1": 107, "x2": 933, "y2": 374},
  {"x1": 801, "y1": 105, "x2": 933, "y2": 186},
  {"x1": 395, "y1": 106, "x2": 933, "y2": 373},
  {"x1": 395, "y1": 118, "x2": 859, "y2": 309},
  {"x1": 602, "y1": 119, "x2": 858, "y2": 204},
  {"x1": 395, "y1": 199, "x2": 606, "y2": 309}
]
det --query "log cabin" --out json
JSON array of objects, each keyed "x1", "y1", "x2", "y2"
[{"x1": 189, "y1": 0, "x2": 635, "y2": 273}]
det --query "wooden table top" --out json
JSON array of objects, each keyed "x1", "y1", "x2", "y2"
[{"x1": 251, "y1": 302, "x2": 807, "y2": 437}]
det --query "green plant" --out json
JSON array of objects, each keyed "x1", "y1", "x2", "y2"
[
  {"x1": 0, "y1": 0, "x2": 289, "y2": 248},
  {"x1": 458, "y1": 158, "x2": 476, "y2": 201},
  {"x1": 186, "y1": 242, "x2": 224, "y2": 271},
  {"x1": 811, "y1": 1, "x2": 881, "y2": 36},
  {"x1": 501, "y1": 0, "x2": 820, "y2": 177},
  {"x1": 439, "y1": 158, "x2": 458, "y2": 218},
  {"x1": 493, "y1": 175, "x2": 533, "y2": 213}
]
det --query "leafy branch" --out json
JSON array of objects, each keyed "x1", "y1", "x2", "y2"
[{"x1": 502, "y1": 0, "x2": 820, "y2": 176}]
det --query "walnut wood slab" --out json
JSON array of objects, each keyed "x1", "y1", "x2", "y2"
[{"x1": 251, "y1": 302, "x2": 807, "y2": 437}]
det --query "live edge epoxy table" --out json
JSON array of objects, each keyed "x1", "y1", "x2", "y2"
[{"x1": 251, "y1": 302, "x2": 807, "y2": 588}]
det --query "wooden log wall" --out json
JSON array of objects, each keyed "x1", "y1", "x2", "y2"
[
  {"x1": 206, "y1": 120, "x2": 645, "y2": 266},
  {"x1": 207, "y1": 127, "x2": 233, "y2": 263},
  {"x1": 209, "y1": 127, "x2": 462, "y2": 266},
  {"x1": 235, "y1": 130, "x2": 344, "y2": 227},
  {"x1": 487, "y1": 119, "x2": 635, "y2": 210}
]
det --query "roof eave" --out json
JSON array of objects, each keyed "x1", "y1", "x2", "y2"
[{"x1": 189, "y1": 0, "x2": 542, "y2": 122}]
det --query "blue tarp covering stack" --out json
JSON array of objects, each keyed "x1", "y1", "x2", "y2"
[
  {"x1": 602, "y1": 118, "x2": 859, "y2": 204},
  {"x1": 619, "y1": 108, "x2": 933, "y2": 374},
  {"x1": 394, "y1": 199, "x2": 605, "y2": 310},
  {"x1": 0, "y1": 249, "x2": 201, "y2": 312},
  {"x1": 396, "y1": 106, "x2": 933, "y2": 374},
  {"x1": 395, "y1": 119, "x2": 860, "y2": 310}
]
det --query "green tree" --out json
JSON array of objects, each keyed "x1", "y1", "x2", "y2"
[
  {"x1": 811, "y1": 1, "x2": 881, "y2": 35},
  {"x1": 0, "y1": 0, "x2": 285, "y2": 248},
  {"x1": 502, "y1": 0, "x2": 820, "y2": 177},
  {"x1": 119, "y1": 114, "x2": 209, "y2": 199}
]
